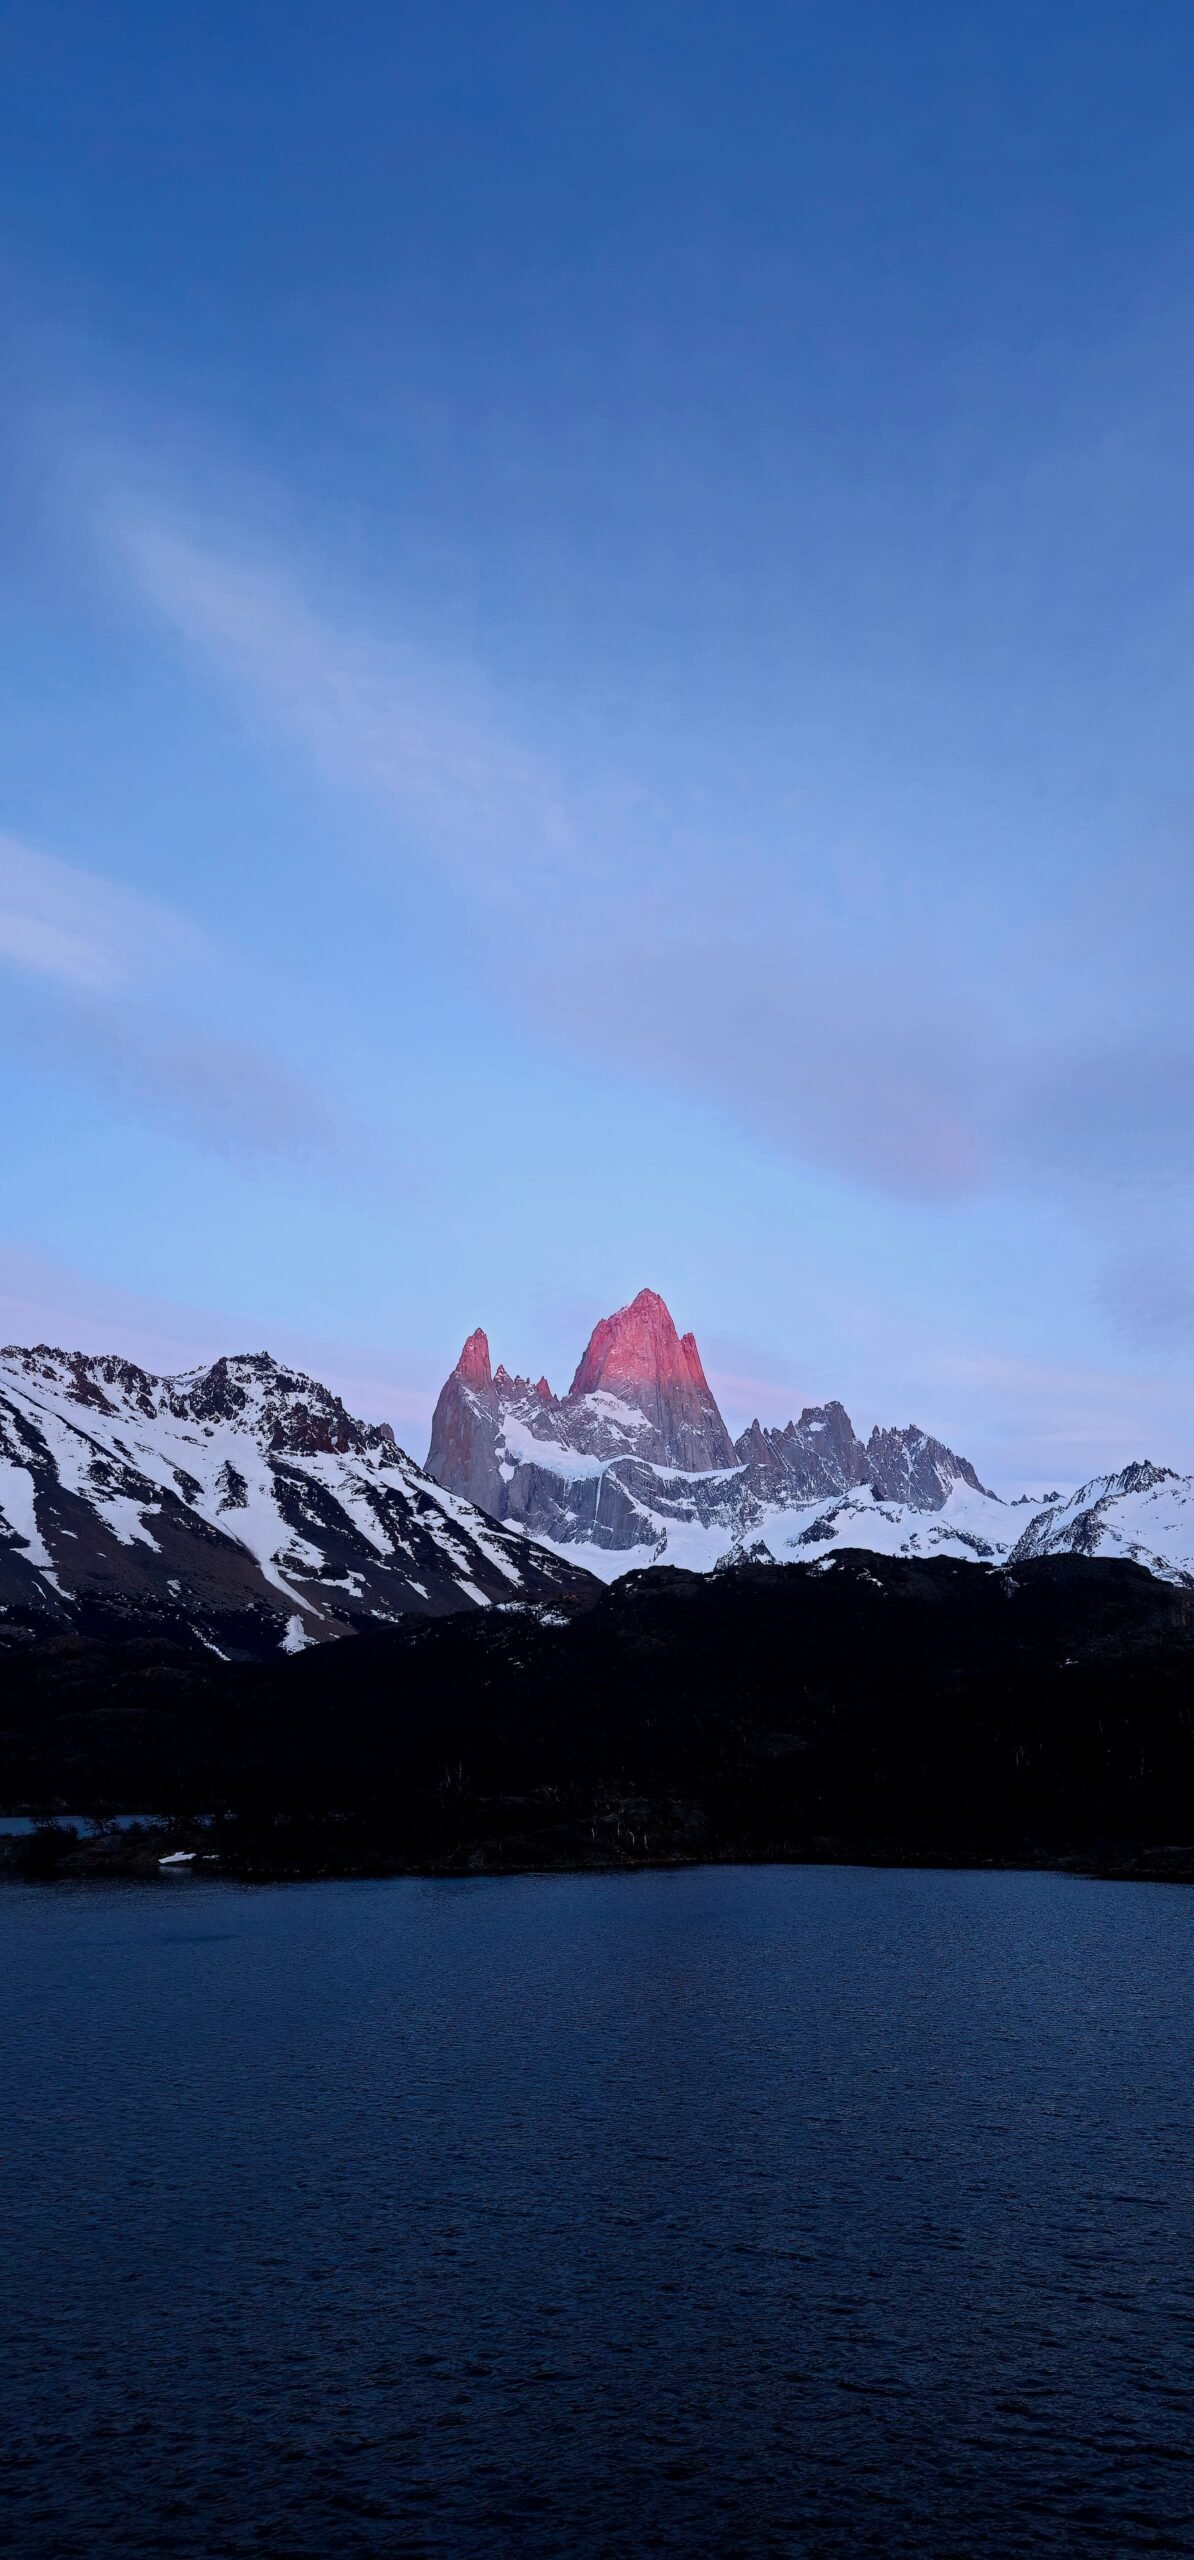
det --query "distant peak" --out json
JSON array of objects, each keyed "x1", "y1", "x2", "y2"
[{"x1": 454, "y1": 1328, "x2": 493, "y2": 1390}]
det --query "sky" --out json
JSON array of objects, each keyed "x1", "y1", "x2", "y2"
[{"x1": 3, "y1": 0, "x2": 1194, "y2": 1489}]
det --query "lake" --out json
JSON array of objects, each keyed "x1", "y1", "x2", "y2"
[{"x1": 2, "y1": 1865, "x2": 1192, "y2": 2557}]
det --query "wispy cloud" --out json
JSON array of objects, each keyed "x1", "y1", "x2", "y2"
[
  {"x1": 78, "y1": 1001, "x2": 344, "y2": 1162},
  {"x1": 0, "y1": 831, "x2": 343, "y2": 1165},
  {"x1": 116, "y1": 514, "x2": 584, "y2": 903},
  {"x1": 111, "y1": 505, "x2": 998, "y2": 1197},
  {"x1": 0, "y1": 830, "x2": 201, "y2": 995},
  {"x1": 109, "y1": 500, "x2": 1194, "y2": 1223}
]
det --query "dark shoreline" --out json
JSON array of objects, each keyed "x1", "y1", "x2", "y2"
[{"x1": 6, "y1": 1820, "x2": 1194, "y2": 1888}]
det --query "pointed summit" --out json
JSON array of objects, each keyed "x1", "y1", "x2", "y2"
[
  {"x1": 454, "y1": 1328, "x2": 492, "y2": 1390},
  {"x1": 426, "y1": 1327, "x2": 503, "y2": 1513},
  {"x1": 570, "y1": 1289, "x2": 736, "y2": 1471}
]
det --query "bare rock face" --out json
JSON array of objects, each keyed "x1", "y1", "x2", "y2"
[
  {"x1": 734, "y1": 1401, "x2": 872, "y2": 1503},
  {"x1": 737, "y1": 1407, "x2": 988, "y2": 1511},
  {"x1": 426, "y1": 1330, "x2": 505, "y2": 1519},
  {"x1": 865, "y1": 1424, "x2": 989, "y2": 1507},
  {"x1": 569, "y1": 1289, "x2": 737, "y2": 1472}
]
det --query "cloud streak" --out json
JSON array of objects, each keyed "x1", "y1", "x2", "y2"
[
  {"x1": 0, "y1": 830, "x2": 202, "y2": 995},
  {"x1": 117, "y1": 515, "x2": 584, "y2": 901},
  {"x1": 114, "y1": 505, "x2": 1001, "y2": 1198},
  {"x1": 110, "y1": 501, "x2": 1194, "y2": 1227},
  {"x1": 78, "y1": 1001, "x2": 344, "y2": 1162},
  {"x1": 0, "y1": 832, "x2": 344, "y2": 1166}
]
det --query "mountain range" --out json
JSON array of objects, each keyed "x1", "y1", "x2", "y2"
[
  {"x1": 2, "y1": 1287, "x2": 1193, "y2": 1663},
  {"x1": 427, "y1": 1286, "x2": 1194, "y2": 1586}
]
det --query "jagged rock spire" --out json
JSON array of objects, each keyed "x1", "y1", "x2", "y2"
[
  {"x1": 568, "y1": 1288, "x2": 736, "y2": 1470},
  {"x1": 454, "y1": 1328, "x2": 493, "y2": 1390}
]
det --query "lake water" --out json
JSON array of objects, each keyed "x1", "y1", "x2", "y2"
[{"x1": 2, "y1": 1866, "x2": 1192, "y2": 2558}]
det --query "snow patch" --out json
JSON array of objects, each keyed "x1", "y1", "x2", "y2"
[
  {"x1": 455, "y1": 1579, "x2": 492, "y2": 1607},
  {"x1": 0, "y1": 1458, "x2": 55, "y2": 1571}
]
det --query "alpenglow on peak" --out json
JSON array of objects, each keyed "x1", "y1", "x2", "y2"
[
  {"x1": 568, "y1": 1288, "x2": 737, "y2": 1471},
  {"x1": 423, "y1": 1288, "x2": 1047, "y2": 1579},
  {"x1": 427, "y1": 1288, "x2": 738, "y2": 1520}
]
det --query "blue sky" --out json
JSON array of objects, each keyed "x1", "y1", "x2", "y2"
[{"x1": 4, "y1": 0, "x2": 1194, "y2": 1485}]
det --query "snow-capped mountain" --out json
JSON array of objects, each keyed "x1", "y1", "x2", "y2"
[
  {"x1": 0, "y1": 1346, "x2": 593, "y2": 1658},
  {"x1": 426, "y1": 1288, "x2": 1014, "y2": 1577},
  {"x1": 1007, "y1": 1461, "x2": 1194, "y2": 1583},
  {"x1": 427, "y1": 1291, "x2": 741, "y2": 1556},
  {"x1": 426, "y1": 1288, "x2": 1194, "y2": 1587},
  {"x1": 6, "y1": 1301, "x2": 1191, "y2": 1664}
]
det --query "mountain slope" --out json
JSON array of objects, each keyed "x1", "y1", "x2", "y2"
[{"x1": 0, "y1": 1346, "x2": 593, "y2": 1658}]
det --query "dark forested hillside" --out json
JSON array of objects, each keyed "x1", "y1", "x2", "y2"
[{"x1": 4, "y1": 1554, "x2": 1194, "y2": 1880}]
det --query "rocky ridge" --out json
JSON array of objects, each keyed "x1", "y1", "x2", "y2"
[
  {"x1": 0, "y1": 1345, "x2": 592, "y2": 1659},
  {"x1": 427, "y1": 1289, "x2": 1194, "y2": 1586}
]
